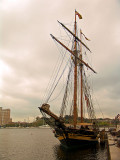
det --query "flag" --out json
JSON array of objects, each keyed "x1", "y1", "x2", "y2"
[
  {"x1": 85, "y1": 36, "x2": 90, "y2": 41},
  {"x1": 81, "y1": 30, "x2": 90, "y2": 41},
  {"x1": 75, "y1": 10, "x2": 82, "y2": 19}
]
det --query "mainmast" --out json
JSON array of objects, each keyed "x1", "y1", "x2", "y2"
[
  {"x1": 73, "y1": 11, "x2": 77, "y2": 128},
  {"x1": 80, "y1": 29, "x2": 83, "y2": 123}
]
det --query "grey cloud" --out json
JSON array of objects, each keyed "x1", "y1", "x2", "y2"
[{"x1": 0, "y1": 0, "x2": 120, "y2": 121}]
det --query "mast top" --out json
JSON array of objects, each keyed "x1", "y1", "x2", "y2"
[{"x1": 75, "y1": 10, "x2": 83, "y2": 20}]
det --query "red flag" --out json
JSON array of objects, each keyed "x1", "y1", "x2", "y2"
[{"x1": 75, "y1": 11, "x2": 82, "y2": 19}]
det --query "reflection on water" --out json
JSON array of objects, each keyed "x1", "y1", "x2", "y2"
[
  {"x1": 54, "y1": 143, "x2": 107, "y2": 160},
  {"x1": 0, "y1": 128, "x2": 108, "y2": 160}
]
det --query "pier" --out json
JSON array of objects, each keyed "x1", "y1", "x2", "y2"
[
  {"x1": 99, "y1": 128, "x2": 120, "y2": 160},
  {"x1": 108, "y1": 134, "x2": 120, "y2": 160}
]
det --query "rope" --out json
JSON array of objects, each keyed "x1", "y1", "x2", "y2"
[
  {"x1": 42, "y1": 26, "x2": 73, "y2": 104},
  {"x1": 46, "y1": 58, "x2": 71, "y2": 103}
]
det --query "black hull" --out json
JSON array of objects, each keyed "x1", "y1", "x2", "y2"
[
  {"x1": 54, "y1": 128, "x2": 99, "y2": 149},
  {"x1": 59, "y1": 138, "x2": 98, "y2": 149}
]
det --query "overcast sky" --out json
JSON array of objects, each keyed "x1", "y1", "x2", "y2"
[{"x1": 0, "y1": 0, "x2": 120, "y2": 122}]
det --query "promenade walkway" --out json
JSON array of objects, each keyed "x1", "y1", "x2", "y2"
[{"x1": 108, "y1": 134, "x2": 120, "y2": 160}]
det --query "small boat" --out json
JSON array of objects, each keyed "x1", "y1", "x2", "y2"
[
  {"x1": 39, "y1": 124, "x2": 50, "y2": 129},
  {"x1": 39, "y1": 10, "x2": 99, "y2": 149}
]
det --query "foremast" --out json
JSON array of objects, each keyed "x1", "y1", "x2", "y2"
[
  {"x1": 73, "y1": 12, "x2": 84, "y2": 127},
  {"x1": 73, "y1": 10, "x2": 77, "y2": 128}
]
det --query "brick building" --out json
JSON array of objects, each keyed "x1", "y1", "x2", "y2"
[{"x1": 0, "y1": 107, "x2": 12, "y2": 126}]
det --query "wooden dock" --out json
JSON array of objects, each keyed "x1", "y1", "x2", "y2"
[{"x1": 108, "y1": 134, "x2": 120, "y2": 160}]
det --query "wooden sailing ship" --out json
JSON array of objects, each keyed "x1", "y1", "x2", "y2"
[{"x1": 39, "y1": 10, "x2": 99, "y2": 149}]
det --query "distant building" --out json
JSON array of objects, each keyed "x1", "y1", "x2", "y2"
[{"x1": 0, "y1": 107, "x2": 12, "y2": 126}]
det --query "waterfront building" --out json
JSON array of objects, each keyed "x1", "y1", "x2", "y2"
[{"x1": 0, "y1": 107, "x2": 12, "y2": 126}]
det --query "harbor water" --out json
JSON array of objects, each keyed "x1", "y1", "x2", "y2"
[{"x1": 0, "y1": 128, "x2": 108, "y2": 160}]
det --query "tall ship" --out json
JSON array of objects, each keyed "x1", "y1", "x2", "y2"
[{"x1": 39, "y1": 10, "x2": 99, "y2": 149}]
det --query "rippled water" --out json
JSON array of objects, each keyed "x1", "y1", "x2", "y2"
[{"x1": 0, "y1": 128, "x2": 108, "y2": 160}]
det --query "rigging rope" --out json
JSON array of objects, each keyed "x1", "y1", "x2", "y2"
[
  {"x1": 42, "y1": 54, "x2": 63, "y2": 104},
  {"x1": 46, "y1": 57, "x2": 71, "y2": 103},
  {"x1": 60, "y1": 62, "x2": 73, "y2": 117},
  {"x1": 42, "y1": 26, "x2": 73, "y2": 104}
]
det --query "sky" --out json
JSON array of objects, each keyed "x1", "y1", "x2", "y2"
[{"x1": 0, "y1": 0, "x2": 120, "y2": 122}]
